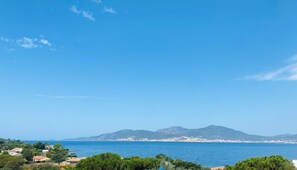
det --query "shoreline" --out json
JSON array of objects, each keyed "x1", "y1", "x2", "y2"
[{"x1": 59, "y1": 139, "x2": 297, "y2": 144}]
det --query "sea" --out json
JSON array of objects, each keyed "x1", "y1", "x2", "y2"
[{"x1": 39, "y1": 141, "x2": 297, "y2": 167}]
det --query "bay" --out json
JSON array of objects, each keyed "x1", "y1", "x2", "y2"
[{"x1": 41, "y1": 141, "x2": 297, "y2": 167}]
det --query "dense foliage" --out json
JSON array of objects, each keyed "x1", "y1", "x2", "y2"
[
  {"x1": 173, "y1": 159, "x2": 205, "y2": 170},
  {"x1": 31, "y1": 165, "x2": 60, "y2": 170},
  {"x1": 124, "y1": 156, "x2": 161, "y2": 170},
  {"x1": 46, "y1": 144, "x2": 69, "y2": 164},
  {"x1": 0, "y1": 153, "x2": 25, "y2": 170},
  {"x1": 21, "y1": 148, "x2": 34, "y2": 161},
  {"x1": 0, "y1": 138, "x2": 48, "y2": 160},
  {"x1": 32, "y1": 142, "x2": 47, "y2": 150},
  {"x1": 0, "y1": 138, "x2": 26, "y2": 151},
  {"x1": 76, "y1": 153, "x2": 129, "y2": 170},
  {"x1": 76, "y1": 153, "x2": 209, "y2": 170},
  {"x1": 0, "y1": 139, "x2": 52, "y2": 169},
  {"x1": 156, "y1": 154, "x2": 209, "y2": 170},
  {"x1": 225, "y1": 155, "x2": 296, "y2": 170}
]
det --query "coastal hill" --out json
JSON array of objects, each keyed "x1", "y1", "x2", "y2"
[{"x1": 68, "y1": 125, "x2": 297, "y2": 142}]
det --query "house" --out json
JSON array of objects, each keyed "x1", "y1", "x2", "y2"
[
  {"x1": 8, "y1": 151, "x2": 22, "y2": 157},
  {"x1": 293, "y1": 160, "x2": 297, "y2": 168},
  {"x1": 8, "y1": 147, "x2": 23, "y2": 156},
  {"x1": 33, "y1": 155, "x2": 50, "y2": 162},
  {"x1": 45, "y1": 145, "x2": 54, "y2": 150},
  {"x1": 211, "y1": 166, "x2": 225, "y2": 170},
  {"x1": 42, "y1": 149, "x2": 49, "y2": 155},
  {"x1": 10, "y1": 147, "x2": 23, "y2": 153},
  {"x1": 65, "y1": 157, "x2": 85, "y2": 165}
]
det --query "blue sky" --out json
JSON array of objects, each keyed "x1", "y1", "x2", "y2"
[{"x1": 1, "y1": 0, "x2": 297, "y2": 140}]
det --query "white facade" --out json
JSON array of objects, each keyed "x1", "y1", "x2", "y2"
[
  {"x1": 42, "y1": 149, "x2": 49, "y2": 154},
  {"x1": 293, "y1": 160, "x2": 297, "y2": 168},
  {"x1": 8, "y1": 151, "x2": 22, "y2": 157}
]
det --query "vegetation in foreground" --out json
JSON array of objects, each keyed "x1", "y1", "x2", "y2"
[
  {"x1": 0, "y1": 153, "x2": 26, "y2": 170},
  {"x1": 75, "y1": 153, "x2": 209, "y2": 170},
  {"x1": 225, "y1": 155, "x2": 296, "y2": 170}
]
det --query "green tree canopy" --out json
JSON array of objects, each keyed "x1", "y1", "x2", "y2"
[
  {"x1": 75, "y1": 153, "x2": 209, "y2": 170},
  {"x1": 21, "y1": 148, "x2": 34, "y2": 161},
  {"x1": 0, "y1": 138, "x2": 5, "y2": 145},
  {"x1": 76, "y1": 153, "x2": 128, "y2": 170},
  {"x1": 47, "y1": 144, "x2": 69, "y2": 164},
  {"x1": 0, "y1": 154, "x2": 25, "y2": 170},
  {"x1": 226, "y1": 155, "x2": 296, "y2": 170},
  {"x1": 124, "y1": 157, "x2": 160, "y2": 170},
  {"x1": 68, "y1": 153, "x2": 78, "y2": 158},
  {"x1": 173, "y1": 159, "x2": 204, "y2": 170},
  {"x1": 33, "y1": 142, "x2": 47, "y2": 150},
  {"x1": 0, "y1": 138, "x2": 25, "y2": 151}
]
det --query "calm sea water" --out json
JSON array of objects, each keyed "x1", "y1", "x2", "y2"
[{"x1": 41, "y1": 141, "x2": 297, "y2": 167}]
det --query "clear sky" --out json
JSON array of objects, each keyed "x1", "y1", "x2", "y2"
[{"x1": 1, "y1": 0, "x2": 297, "y2": 140}]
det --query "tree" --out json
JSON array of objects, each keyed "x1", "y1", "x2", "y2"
[
  {"x1": 75, "y1": 153, "x2": 209, "y2": 170},
  {"x1": 156, "y1": 154, "x2": 174, "y2": 162},
  {"x1": 0, "y1": 138, "x2": 25, "y2": 151},
  {"x1": 68, "y1": 153, "x2": 78, "y2": 158},
  {"x1": 47, "y1": 144, "x2": 69, "y2": 164},
  {"x1": 0, "y1": 138, "x2": 5, "y2": 145},
  {"x1": 33, "y1": 142, "x2": 47, "y2": 150},
  {"x1": 0, "y1": 154, "x2": 25, "y2": 170},
  {"x1": 155, "y1": 154, "x2": 209, "y2": 170},
  {"x1": 76, "y1": 153, "x2": 129, "y2": 170},
  {"x1": 22, "y1": 148, "x2": 34, "y2": 161},
  {"x1": 173, "y1": 159, "x2": 205, "y2": 170},
  {"x1": 125, "y1": 157, "x2": 161, "y2": 170},
  {"x1": 225, "y1": 155, "x2": 296, "y2": 170}
]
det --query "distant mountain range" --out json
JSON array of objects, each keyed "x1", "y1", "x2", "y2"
[{"x1": 67, "y1": 125, "x2": 297, "y2": 143}]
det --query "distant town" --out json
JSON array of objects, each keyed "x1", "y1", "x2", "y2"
[{"x1": 111, "y1": 136, "x2": 297, "y2": 144}]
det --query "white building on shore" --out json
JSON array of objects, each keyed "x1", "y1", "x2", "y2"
[{"x1": 293, "y1": 160, "x2": 297, "y2": 168}]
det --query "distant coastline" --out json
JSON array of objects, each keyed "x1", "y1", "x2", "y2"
[
  {"x1": 65, "y1": 138, "x2": 297, "y2": 144},
  {"x1": 67, "y1": 125, "x2": 297, "y2": 144}
]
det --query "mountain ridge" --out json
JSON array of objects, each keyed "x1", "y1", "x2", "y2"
[{"x1": 67, "y1": 125, "x2": 297, "y2": 143}]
